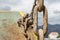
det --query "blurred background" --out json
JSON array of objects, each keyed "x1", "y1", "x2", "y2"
[{"x1": 0, "y1": 0, "x2": 60, "y2": 38}]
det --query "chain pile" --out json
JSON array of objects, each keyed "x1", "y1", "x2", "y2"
[
  {"x1": 17, "y1": 13, "x2": 34, "y2": 40},
  {"x1": 17, "y1": 0, "x2": 48, "y2": 40}
]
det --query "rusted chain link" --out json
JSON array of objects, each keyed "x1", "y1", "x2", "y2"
[
  {"x1": 17, "y1": 0, "x2": 48, "y2": 40},
  {"x1": 33, "y1": 0, "x2": 48, "y2": 36}
]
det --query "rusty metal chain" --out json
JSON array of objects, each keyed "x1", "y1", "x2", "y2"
[
  {"x1": 33, "y1": 0, "x2": 48, "y2": 35},
  {"x1": 17, "y1": 0, "x2": 48, "y2": 40}
]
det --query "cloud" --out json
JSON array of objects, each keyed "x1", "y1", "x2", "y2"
[
  {"x1": 0, "y1": 0, "x2": 34, "y2": 12},
  {"x1": 47, "y1": 2, "x2": 60, "y2": 25},
  {"x1": 0, "y1": 6, "x2": 11, "y2": 10},
  {"x1": 0, "y1": 0, "x2": 20, "y2": 5},
  {"x1": 11, "y1": 0, "x2": 34, "y2": 13},
  {"x1": 0, "y1": 3, "x2": 11, "y2": 10},
  {"x1": 0, "y1": 0, "x2": 60, "y2": 25},
  {"x1": 45, "y1": 0, "x2": 60, "y2": 3}
]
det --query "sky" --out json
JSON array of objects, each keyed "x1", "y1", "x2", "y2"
[{"x1": 0, "y1": 0, "x2": 60, "y2": 25}]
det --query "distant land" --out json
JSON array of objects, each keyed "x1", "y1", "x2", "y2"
[{"x1": 38, "y1": 24, "x2": 60, "y2": 37}]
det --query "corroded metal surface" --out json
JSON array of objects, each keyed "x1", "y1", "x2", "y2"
[{"x1": 33, "y1": 0, "x2": 48, "y2": 35}]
